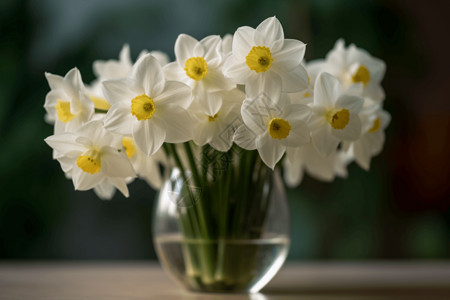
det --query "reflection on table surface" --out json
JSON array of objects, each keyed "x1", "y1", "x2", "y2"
[{"x1": 1, "y1": 262, "x2": 449, "y2": 299}]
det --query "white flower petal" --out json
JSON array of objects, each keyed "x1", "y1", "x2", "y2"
[
  {"x1": 336, "y1": 94, "x2": 364, "y2": 113},
  {"x1": 305, "y1": 151, "x2": 335, "y2": 182},
  {"x1": 45, "y1": 73, "x2": 64, "y2": 90},
  {"x1": 76, "y1": 120, "x2": 106, "y2": 143},
  {"x1": 137, "y1": 155, "x2": 163, "y2": 190},
  {"x1": 202, "y1": 67, "x2": 234, "y2": 92},
  {"x1": 221, "y1": 34, "x2": 233, "y2": 56},
  {"x1": 256, "y1": 132, "x2": 286, "y2": 169},
  {"x1": 277, "y1": 64, "x2": 309, "y2": 93},
  {"x1": 254, "y1": 17, "x2": 284, "y2": 49},
  {"x1": 45, "y1": 133, "x2": 85, "y2": 156},
  {"x1": 101, "y1": 146, "x2": 136, "y2": 178},
  {"x1": 210, "y1": 127, "x2": 234, "y2": 152},
  {"x1": 64, "y1": 115, "x2": 85, "y2": 133},
  {"x1": 163, "y1": 62, "x2": 185, "y2": 81},
  {"x1": 241, "y1": 96, "x2": 271, "y2": 136},
  {"x1": 72, "y1": 166, "x2": 103, "y2": 191},
  {"x1": 364, "y1": 83, "x2": 385, "y2": 102},
  {"x1": 104, "y1": 102, "x2": 134, "y2": 135},
  {"x1": 346, "y1": 82, "x2": 364, "y2": 96},
  {"x1": 200, "y1": 35, "x2": 221, "y2": 63},
  {"x1": 56, "y1": 155, "x2": 75, "y2": 173},
  {"x1": 314, "y1": 72, "x2": 342, "y2": 108},
  {"x1": 102, "y1": 78, "x2": 141, "y2": 105},
  {"x1": 331, "y1": 112, "x2": 361, "y2": 141},
  {"x1": 380, "y1": 110, "x2": 391, "y2": 130},
  {"x1": 233, "y1": 124, "x2": 257, "y2": 150},
  {"x1": 44, "y1": 89, "x2": 64, "y2": 115},
  {"x1": 149, "y1": 50, "x2": 170, "y2": 66},
  {"x1": 232, "y1": 26, "x2": 255, "y2": 58},
  {"x1": 210, "y1": 114, "x2": 238, "y2": 152},
  {"x1": 119, "y1": 44, "x2": 132, "y2": 64},
  {"x1": 283, "y1": 156, "x2": 303, "y2": 188},
  {"x1": 93, "y1": 179, "x2": 117, "y2": 200},
  {"x1": 193, "y1": 121, "x2": 213, "y2": 146},
  {"x1": 75, "y1": 136, "x2": 93, "y2": 148},
  {"x1": 311, "y1": 123, "x2": 339, "y2": 156},
  {"x1": 272, "y1": 39, "x2": 306, "y2": 72},
  {"x1": 306, "y1": 59, "x2": 325, "y2": 83},
  {"x1": 133, "y1": 118, "x2": 166, "y2": 156},
  {"x1": 282, "y1": 103, "x2": 311, "y2": 122},
  {"x1": 368, "y1": 58, "x2": 386, "y2": 82},
  {"x1": 108, "y1": 177, "x2": 130, "y2": 198},
  {"x1": 65, "y1": 68, "x2": 84, "y2": 91},
  {"x1": 198, "y1": 90, "x2": 222, "y2": 117},
  {"x1": 368, "y1": 130, "x2": 385, "y2": 155},
  {"x1": 161, "y1": 105, "x2": 194, "y2": 143},
  {"x1": 245, "y1": 72, "x2": 282, "y2": 100},
  {"x1": 353, "y1": 138, "x2": 371, "y2": 171},
  {"x1": 155, "y1": 80, "x2": 192, "y2": 109},
  {"x1": 130, "y1": 54, "x2": 165, "y2": 97},
  {"x1": 283, "y1": 119, "x2": 310, "y2": 147},
  {"x1": 222, "y1": 56, "x2": 252, "y2": 84},
  {"x1": 175, "y1": 34, "x2": 198, "y2": 68}
]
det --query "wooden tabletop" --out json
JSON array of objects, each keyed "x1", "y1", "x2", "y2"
[{"x1": 0, "y1": 262, "x2": 449, "y2": 299}]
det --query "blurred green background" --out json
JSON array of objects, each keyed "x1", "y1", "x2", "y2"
[{"x1": 0, "y1": 0, "x2": 449, "y2": 260}]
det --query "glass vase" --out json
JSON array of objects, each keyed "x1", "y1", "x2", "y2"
[{"x1": 153, "y1": 144, "x2": 290, "y2": 293}]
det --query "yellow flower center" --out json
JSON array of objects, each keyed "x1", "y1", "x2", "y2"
[
  {"x1": 184, "y1": 57, "x2": 208, "y2": 81},
  {"x1": 89, "y1": 95, "x2": 111, "y2": 110},
  {"x1": 122, "y1": 137, "x2": 136, "y2": 158},
  {"x1": 304, "y1": 92, "x2": 310, "y2": 97},
  {"x1": 351, "y1": 65, "x2": 371, "y2": 86},
  {"x1": 369, "y1": 118, "x2": 381, "y2": 133},
  {"x1": 76, "y1": 150, "x2": 101, "y2": 174},
  {"x1": 208, "y1": 113, "x2": 218, "y2": 122},
  {"x1": 131, "y1": 94, "x2": 155, "y2": 121},
  {"x1": 268, "y1": 118, "x2": 291, "y2": 140},
  {"x1": 327, "y1": 108, "x2": 350, "y2": 130},
  {"x1": 246, "y1": 46, "x2": 273, "y2": 73},
  {"x1": 55, "y1": 100, "x2": 75, "y2": 123}
]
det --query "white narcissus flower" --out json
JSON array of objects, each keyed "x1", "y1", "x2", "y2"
[
  {"x1": 164, "y1": 34, "x2": 234, "y2": 110},
  {"x1": 288, "y1": 65, "x2": 314, "y2": 105},
  {"x1": 121, "y1": 136, "x2": 167, "y2": 190},
  {"x1": 88, "y1": 45, "x2": 170, "y2": 111},
  {"x1": 93, "y1": 44, "x2": 133, "y2": 83},
  {"x1": 88, "y1": 44, "x2": 134, "y2": 112},
  {"x1": 309, "y1": 72, "x2": 364, "y2": 157},
  {"x1": 44, "y1": 68, "x2": 94, "y2": 133},
  {"x1": 103, "y1": 53, "x2": 193, "y2": 156},
  {"x1": 283, "y1": 143, "x2": 350, "y2": 188},
  {"x1": 191, "y1": 88, "x2": 245, "y2": 152},
  {"x1": 223, "y1": 16, "x2": 308, "y2": 97},
  {"x1": 234, "y1": 82, "x2": 310, "y2": 169},
  {"x1": 44, "y1": 120, "x2": 136, "y2": 197},
  {"x1": 308, "y1": 39, "x2": 386, "y2": 102},
  {"x1": 221, "y1": 34, "x2": 233, "y2": 57},
  {"x1": 343, "y1": 106, "x2": 391, "y2": 170},
  {"x1": 93, "y1": 178, "x2": 119, "y2": 200},
  {"x1": 149, "y1": 50, "x2": 170, "y2": 67},
  {"x1": 93, "y1": 177, "x2": 134, "y2": 200},
  {"x1": 92, "y1": 45, "x2": 168, "y2": 84}
]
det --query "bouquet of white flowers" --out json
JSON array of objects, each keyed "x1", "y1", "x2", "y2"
[{"x1": 44, "y1": 17, "x2": 389, "y2": 293}]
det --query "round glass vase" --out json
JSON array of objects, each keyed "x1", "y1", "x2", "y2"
[{"x1": 153, "y1": 146, "x2": 290, "y2": 293}]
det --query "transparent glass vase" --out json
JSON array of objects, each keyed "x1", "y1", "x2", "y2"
[{"x1": 153, "y1": 146, "x2": 290, "y2": 293}]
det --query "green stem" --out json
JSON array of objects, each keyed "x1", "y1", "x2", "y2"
[
  {"x1": 214, "y1": 150, "x2": 233, "y2": 281},
  {"x1": 94, "y1": 108, "x2": 108, "y2": 114},
  {"x1": 183, "y1": 142, "x2": 202, "y2": 187}
]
